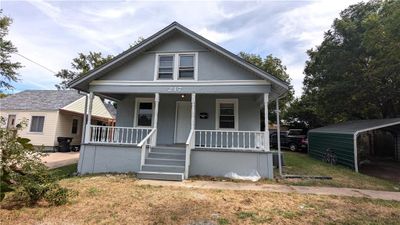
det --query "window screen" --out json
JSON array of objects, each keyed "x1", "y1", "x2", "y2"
[
  {"x1": 137, "y1": 102, "x2": 153, "y2": 126},
  {"x1": 30, "y1": 116, "x2": 45, "y2": 132},
  {"x1": 179, "y1": 55, "x2": 194, "y2": 79},
  {"x1": 158, "y1": 55, "x2": 174, "y2": 79},
  {"x1": 219, "y1": 103, "x2": 235, "y2": 129}
]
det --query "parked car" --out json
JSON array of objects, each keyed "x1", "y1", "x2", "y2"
[{"x1": 270, "y1": 129, "x2": 308, "y2": 152}]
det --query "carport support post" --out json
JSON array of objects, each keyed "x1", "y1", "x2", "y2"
[
  {"x1": 84, "y1": 91, "x2": 94, "y2": 144},
  {"x1": 264, "y1": 93, "x2": 270, "y2": 151},
  {"x1": 276, "y1": 98, "x2": 283, "y2": 177}
]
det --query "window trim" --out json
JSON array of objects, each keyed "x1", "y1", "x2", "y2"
[
  {"x1": 29, "y1": 115, "x2": 45, "y2": 133},
  {"x1": 133, "y1": 97, "x2": 155, "y2": 128},
  {"x1": 154, "y1": 52, "x2": 198, "y2": 81},
  {"x1": 215, "y1": 99, "x2": 239, "y2": 130}
]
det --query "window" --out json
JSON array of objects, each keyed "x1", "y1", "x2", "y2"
[
  {"x1": 216, "y1": 99, "x2": 238, "y2": 130},
  {"x1": 155, "y1": 52, "x2": 197, "y2": 80},
  {"x1": 30, "y1": 116, "x2": 45, "y2": 132},
  {"x1": 158, "y1": 55, "x2": 174, "y2": 79},
  {"x1": 135, "y1": 98, "x2": 154, "y2": 127},
  {"x1": 179, "y1": 54, "x2": 194, "y2": 79},
  {"x1": 71, "y1": 119, "x2": 78, "y2": 134},
  {"x1": 6, "y1": 115, "x2": 16, "y2": 129}
]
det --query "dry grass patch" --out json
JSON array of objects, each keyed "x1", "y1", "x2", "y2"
[{"x1": 1, "y1": 175, "x2": 400, "y2": 225}]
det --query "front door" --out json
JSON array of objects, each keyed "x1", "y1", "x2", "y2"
[{"x1": 175, "y1": 101, "x2": 191, "y2": 143}]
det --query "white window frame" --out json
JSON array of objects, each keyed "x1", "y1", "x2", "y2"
[
  {"x1": 29, "y1": 115, "x2": 45, "y2": 133},
  {"x1": 154, "y1": 52, "x2": 198, "y2": 81},
  {"x1": 215, "y1": 99, "x2": 239, "y2": 130},
  {"x1": 133, "y1": 97, "x2": 155, "y2": 127}
]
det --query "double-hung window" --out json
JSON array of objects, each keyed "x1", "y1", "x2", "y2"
[
  {"x1": 216, "y1": 99, "x2": 238, "y2": 130},
  {"x1": 135, "y1": 98, "x2": 154, "y2": 127},
  {"x1": 178, "y1": 54, "x2": 194, "y2": 79},
  {"x1": 158, "y1": 55, "x2": 174, "y2": 79},
  {"x1": 30, "y1": 116, "x2": 45, "y2": 132},
  {"x1": 156, "y1": 53, "x2": 197, "y2": 80},
  {"x1": 71, "y1": 119, "x2": 78, "y2": 134}
]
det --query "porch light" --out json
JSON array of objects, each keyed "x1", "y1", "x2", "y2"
[{"x1": 181, "y1": 94, "x2": 185, "y2": 99}]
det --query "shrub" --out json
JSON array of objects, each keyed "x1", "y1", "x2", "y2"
[{"x1": 0, "y1": 117, "x2": 73, "y2": 206}]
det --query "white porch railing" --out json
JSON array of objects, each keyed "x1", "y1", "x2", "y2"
[
  {"x1": 87, "y1": 125, "x2": 153, "y2": 145},
  {"x1": 185, "y1": 129, "x2": 195, "y2": 179},
  {"x1": 195, "y1": 130, "x2": 266, "y2": 150},
  {"x1": 138, "y1": 128, "x2": 157, "y2": 169}
]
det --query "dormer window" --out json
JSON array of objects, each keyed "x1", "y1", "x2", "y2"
[
  {"x1": 155, "y1": 52, "x2": 197, "y2": 81},
  {"x1": 158, "y1": 55, "x2": 174, "y2": 79}
]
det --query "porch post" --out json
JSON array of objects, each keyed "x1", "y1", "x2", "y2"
[
  {"x1": 81, "y1": 93, "x2": 88, "y2": 143},
  {"x1": 152, "y1": 93, "x2": 160, "y2": 146},
  {"x1": 264, "y1": 93, "x2": 270, "y2": 151},
  {"x1": 191, "y1": 93, "x2": 196, "y2": 130},
  {"x1": 276, "y1": 98, "x2": 283, "y2": 177},
  {"x1": 84, "y1": 91, "x2": 94, "y2": 143}
]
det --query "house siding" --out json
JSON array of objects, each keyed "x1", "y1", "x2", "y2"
[
  {"x1": 97, "y1": 32, "x2": 262, "y2": 83},
  {"x1": 54, "y1": 112, "x2": 83, "y2": 146},
  {"x1": 62, "y1": 96, "x2": 113, "y2": 119},
  {"x1": 1, "y1": 110, "x2": 59, "y2": 147}
]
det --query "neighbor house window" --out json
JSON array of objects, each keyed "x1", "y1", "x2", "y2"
[
  {"x1": 30, "y1": 116, "x2": 45, "y2": 132},
  {"x1": 216, "y1": 99, "x2": 238, "y2": 130},
  {"x1": 71, "y1": 119, "x2": 78, "y2": 134},
  {"x1": 158, "y1": 55, "x2": 174, "y2": 79},
  {"x1": 135, "y1": 98, "x2": 154, "y2": 127},
  {"x1": 155, "y1": 52, "x2": 197, "y2": 80},
  {"x1": 179, "y1": 54, "x2": 194, "y2": 79}
]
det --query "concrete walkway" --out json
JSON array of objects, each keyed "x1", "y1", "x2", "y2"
[
  {"x1": 41, "y1": 152, "x2": 79, "y2": 169},
  {"x1": 136, "y1": 180, "x2": 400, "y2": 201}
]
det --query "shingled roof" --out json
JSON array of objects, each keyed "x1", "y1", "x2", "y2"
[{"x1": 0, "y1": 90, "x2": 84, "y2": 111}]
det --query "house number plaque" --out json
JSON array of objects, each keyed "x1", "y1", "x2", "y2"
[{"x1": 167, "y1": 87, "x2": 183, "y2": 92}]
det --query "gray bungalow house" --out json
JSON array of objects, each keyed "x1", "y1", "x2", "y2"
[{"x1": 70, "y1": 22, "x2": 288, "y2": 181}]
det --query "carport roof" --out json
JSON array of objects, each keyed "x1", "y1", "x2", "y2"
[{"x1": 309, "y1": 118, "x2": 400, "y2": 135}]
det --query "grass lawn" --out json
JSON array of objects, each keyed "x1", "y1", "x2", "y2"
[
  {"x1": 271, "y1": 152, "x2": 400, "y2": 191},
  {"x1": 1, "y1": 174, "x2": 400, "y2": 225}
]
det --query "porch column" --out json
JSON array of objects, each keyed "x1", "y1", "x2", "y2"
[
  {"x1": 264, "y1": 93, "x2": 270, "y2": 151},
  {"x1": 81, "y1": 93, "x2": 88, "y2": 143},
  {"x1": 84, "y1": 91, "x2": 94, "y2": 143},
  {"x1": 152, "y1": 93, "x2": 160, "y2": 146},
  {"x1": 276, "y1": 98, "x2": 283, "y2": 176},
  {"x1": 191, "y1": 93, "x2": 196, "y2": 130}
]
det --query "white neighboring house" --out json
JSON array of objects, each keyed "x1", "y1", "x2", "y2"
[{"x1": 0, "y1": 90, "x2": 114, "y2": 151}]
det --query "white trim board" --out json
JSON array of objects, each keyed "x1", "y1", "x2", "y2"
[{"x1": 91, "y1": 80, "x2": 269, "y2": 86}]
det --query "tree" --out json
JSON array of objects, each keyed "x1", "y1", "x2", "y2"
[
  {"x1": 239, "y1": 52, "x2": 294, "y2": 125},
  {"x1": 0, "y1": 11, "x2": 22, "y2": 91},
  {"x1": 299, "y1": 0, "x2": 400, "y2": 126},
  {"x1": 55, "y1": 51, "x2": 113, "y2": 89}
]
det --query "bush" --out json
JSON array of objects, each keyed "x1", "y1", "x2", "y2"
[{"x1": 0, "y1": 117, "x2": 74, "y2": 206}]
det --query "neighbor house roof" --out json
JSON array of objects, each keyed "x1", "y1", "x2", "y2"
[
  {"x1": 68, "y1": 22, "x2": 289, "y2": 98},
  {"x1": 104, "y1": 103, "x2": 117, "y2": 119},
  {"x1": 0, "y1": 90, "x2": 84, "y2": 111},
  {"x1": 309, "y1": 118, "x2": 400, "y2": 135}
]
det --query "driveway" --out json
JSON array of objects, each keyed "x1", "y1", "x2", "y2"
[
  {"x1": 41, "y1": 152, "x2": 80, "y2": 169},
  {"x1": 360, "y1": 159, "x2": 400, "y2": 183}
]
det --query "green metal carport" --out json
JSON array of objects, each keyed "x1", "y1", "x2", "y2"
[{"x1": 308, "y1": 118, "x2": 400, "y2": 172}]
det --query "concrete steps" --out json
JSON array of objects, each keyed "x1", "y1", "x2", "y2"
[{"x1": 138, "y1": 145, "x2": 186, "y2": 181}]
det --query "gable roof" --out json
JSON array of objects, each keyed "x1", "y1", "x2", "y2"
[
  {"x1": 0, "y1": 90, "x2": 84, "y2": 111},
  {"x1": 68, "y1": 22, "x2": 289, "y2": 97},
  {"x1": 309, "y1": 118, "x2": 400, "y2": 135}
]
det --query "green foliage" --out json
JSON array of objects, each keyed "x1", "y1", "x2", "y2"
[
  {"x1": 0, "y1": 10, "x2": 22, "y2": 91},
  {"x1": 300, "y1": 0, "x2": 400, "y2": 126},
  {"x1": 55, "y1": 51, "x2": 113, "y2": 89},
  {"x1": 0, "y1": 117, "x2": 73, "y2": 205},
  {"x1": 239, "y1": 52, "x2": 294, "y2": 124}
]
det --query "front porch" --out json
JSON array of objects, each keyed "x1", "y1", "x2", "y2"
[{"x1": 78, "y1": 92, "x2": 281, "y2": 180}]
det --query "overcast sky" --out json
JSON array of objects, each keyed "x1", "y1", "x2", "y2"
[{"x1": 2, "y1": 0, "x2": 360, "y2": 96}]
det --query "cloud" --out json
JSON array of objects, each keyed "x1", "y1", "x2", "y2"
[{"x1": 3, "y1": 0, "x2": 361, "y2": 96}]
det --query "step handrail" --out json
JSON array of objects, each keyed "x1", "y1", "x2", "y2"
[
  {"x1": 138, "y1": 128, "x2": 157, "y2": 169},
  {"x1": 184, "y1": 129, "x2": 195, "y2": 179}
]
